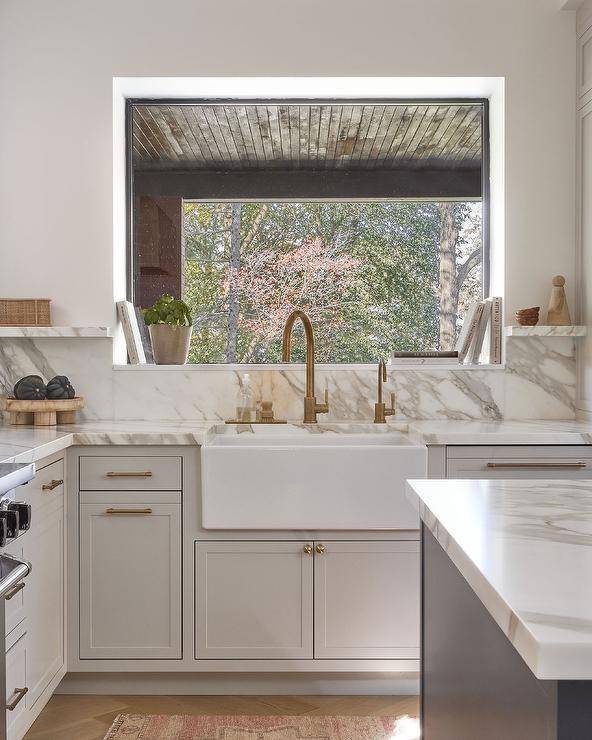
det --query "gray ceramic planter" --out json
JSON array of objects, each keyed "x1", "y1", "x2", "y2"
[{"x1": 148, "y1": 324, "x2": 192, "y2": 365}]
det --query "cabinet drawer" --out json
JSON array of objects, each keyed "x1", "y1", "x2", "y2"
[
  {"x1": 447, "y1": 445, "x2": 592, "y2": 460},
  {"x1": 21, "y1": 458, "x2": 64, "y2": 514},
  {"x1": 6, "y1": 628, "x2": 28, "y2": 738},
  {"x1": 80, "y1": 456, "x2": 182, "y2": 491},
  {"x1": 447, "y1": 446, "x2": 592, "y2": 479}
]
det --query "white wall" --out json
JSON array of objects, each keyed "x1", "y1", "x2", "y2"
[
  {"x1": 576, "y1": 0, "x2": 592, "y2": 418},
  {"x1": 0, "y1": 0, "x2": 576, "y2": 327}
]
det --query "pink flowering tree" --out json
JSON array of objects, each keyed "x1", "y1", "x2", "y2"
[{"x1": 230, "y1": 236, "x2": 361, "y2": 362}]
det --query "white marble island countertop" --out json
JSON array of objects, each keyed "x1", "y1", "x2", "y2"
[
  {"x1": 1, "y1": 418, "x2": 592, "y2": 465},
  {"x1": 407, "y1": 477, "x2": 592, "y2": 680}
]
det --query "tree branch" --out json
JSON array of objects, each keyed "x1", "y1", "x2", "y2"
[{"x1": 456, "y1": 246, "x2": 481, "y2": 289}]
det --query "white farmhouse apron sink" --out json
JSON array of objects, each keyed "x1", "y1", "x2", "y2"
[{"x1": 201, "y1": 426, "x2": 427, "y2": 530}]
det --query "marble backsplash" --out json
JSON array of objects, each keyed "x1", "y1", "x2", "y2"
[{"x1": 0, "y1": 335, "x2": 577, "y2": 422}]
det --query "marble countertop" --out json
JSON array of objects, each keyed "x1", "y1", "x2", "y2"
[
  {"x1": 407, "y1": 477, "x2": 592, "y2": 680},
  {"x1": 1, "y1": 418, "x2": 592, "y2": 465},
  {"x1": 406, "y1": 419, "x2": 592, "y2": 445},
  {"x1": 0, "y1": 420, "x2": 214, "y2": 464}
]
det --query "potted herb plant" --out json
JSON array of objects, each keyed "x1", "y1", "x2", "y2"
[{"x1": 142, "y1": 294, "x2": 193, "y2": 365}]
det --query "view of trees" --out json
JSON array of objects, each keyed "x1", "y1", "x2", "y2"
[{"x1": 183, "y1": 201, "x2": 482, "y2": 364}]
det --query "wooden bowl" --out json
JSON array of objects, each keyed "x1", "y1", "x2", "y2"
[
  {"x1": 516, "y1": 317, "x2": 539, "y2": 326},
  {"x1": 516, "y1": 306, "x2": 540, "y2": 326}
]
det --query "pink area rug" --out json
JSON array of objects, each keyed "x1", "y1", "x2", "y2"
[{"x1": 104, "y1": 714, "x2": 416, "y2": 739}]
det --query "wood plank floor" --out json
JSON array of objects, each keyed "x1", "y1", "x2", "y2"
[{"x1": 24, "y1": 694, "x2": 419, "y2": 740}]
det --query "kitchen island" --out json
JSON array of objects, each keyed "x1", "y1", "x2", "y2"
[{"x1": 407, "y1": 478, "x2": 592, "y2": 740}]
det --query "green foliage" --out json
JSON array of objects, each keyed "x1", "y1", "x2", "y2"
[
  {"x1": 181, "y1": 201, "x2": 482, "y2": 363},
  {"x1": 142, "y1": 294, "x2": 193, "y2": 327}
]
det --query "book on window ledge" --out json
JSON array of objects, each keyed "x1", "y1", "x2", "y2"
[
  {"x1": 469, "y1": 299, "x2": 492, "y2": 364},
  {"x1": 390, "y1": 351, "x2": 460, "y2": 365},
  {"x1": 455, "y1": 301, "x2": 484, "y2": 363},
  {"x1": 457, "y1": 296, "x2": 503, "y2": 365},
  {"x1": 488, "y1": 296, "x2": 503, "y2": 363},
  {"x1": 116, "y1": 300, "x2": 147, "y2": 365}
]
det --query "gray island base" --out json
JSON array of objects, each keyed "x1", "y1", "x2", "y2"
[
  {"x1": 405, "y1": 478, "x2": 592, "y2": 740},
  {"x1": 422, "y1": 526, "x2": 592, "y2": 739}
]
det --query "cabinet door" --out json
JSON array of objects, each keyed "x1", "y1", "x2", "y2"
[
  {"x1": 314, "y1": 541, "x2": 420, "y2": 659},
  {"x1": 79, "y1": 501, "x2": 182, "y2": 659},
  {"x1": 6, "y1": 630, "x2": 27, "y2": 740},
  {"x1": 195, "y1": 541, "x2": 313, "y2": 659},
  {"x1": 23, "y1": 505, "x2": 64, "y2": 707}
]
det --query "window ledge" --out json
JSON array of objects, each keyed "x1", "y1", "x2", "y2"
[
  {"x1": 504, "y1": 325, "x2": 587, "y2": 337},
  {"x1": 0, "y1": 326, "x2": 112, "y2": 338},
  {"x1": 113, "y1": 362, "x2": 507, "y2": 372}
]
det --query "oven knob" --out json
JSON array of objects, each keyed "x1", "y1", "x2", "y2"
[
  {"x1": 0, "y1": 510, "x2": 19, "y2": 539},
  {"x1": 8, "y1": 503, "x2": 31, "y2": 531}
]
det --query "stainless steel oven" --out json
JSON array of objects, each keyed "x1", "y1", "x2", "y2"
[
  {"x1": 0, "y1": 555, "x2": 30, "y2": 740},
  {"x1": 0, "y1": 464, "x2": 34, "y2": 740}
]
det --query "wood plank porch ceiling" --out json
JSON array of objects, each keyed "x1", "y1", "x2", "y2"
[{"x1": 132, "y1": 103, "x2": 483, "y2": 172}]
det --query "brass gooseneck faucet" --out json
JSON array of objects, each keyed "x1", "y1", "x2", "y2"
[
  {"x1": 282, "y1": 310, "x2": 329, "y2": 424},
  {"x1": 374, "y1": 359, "x2": 396, "y2": 424}
]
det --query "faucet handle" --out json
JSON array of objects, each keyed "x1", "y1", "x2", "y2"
[
  {"x1": 315, "y1": 387, "x2": 329, "y2": 415},
  {"x1": 386, "y1": 392, "x2": 396, "y2": 417}
]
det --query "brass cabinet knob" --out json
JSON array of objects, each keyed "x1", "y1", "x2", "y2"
[
  {"x1": 42, "y1": 479, "x2": 63, "y2": 491},
  {"x1": 303, "y1": 544, "x2": 313, "y2": 554},
  {"x1": 315, "y1": 543, "x2": 325, "y2": 554}
]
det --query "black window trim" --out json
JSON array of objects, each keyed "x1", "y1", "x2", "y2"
[{"x1": 125, "y1": 96, "x2": 491, "y2": 357}]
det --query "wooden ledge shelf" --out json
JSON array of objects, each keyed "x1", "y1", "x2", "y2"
[
  {"x1": 1, "y1": 396, "x2": 85, "y2": 426},
  {"x1": 505, "y1": 325, "x2": 587, "y2": 338},
  {"x1": 0, "y1": 326, "x2": 111, "y2": 338}
]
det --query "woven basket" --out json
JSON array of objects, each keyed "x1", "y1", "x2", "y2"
[{"x1": 0, "y1": 299, "x2": 51, "y2": 326}]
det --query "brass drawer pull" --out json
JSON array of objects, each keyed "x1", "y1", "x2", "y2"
[
  {"x1": 6, "y1": 687, "x2": 28, "y2": 711},
  {"x1": 106, "y1": 471, "x2": 153, "y2": 478},
  {"x1": 105, "y1": 508, "x2": 153, "y2": 515},
  {"x1": 315, "y1": 543, "x2": 325, "y2": 554},
  {"x1": 486, "y1": 462, "x2": 587, "y2": 469},
  {"x1": 303, "y1": 544, "x2": 312, "y2": 554},
  {"x1": 4, "y1": 582, "x2": 25, "y2": 601},
  {"x1": 42, "y1": 479, "x2": 63, "y2": 491}
]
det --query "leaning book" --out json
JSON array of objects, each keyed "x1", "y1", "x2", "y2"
[
  {"x1": 455, "y1": 301, "x2": 484, "y2": 363},
  {"x1": 116, "y1": 300, "x2": 146, "y2": 365}
]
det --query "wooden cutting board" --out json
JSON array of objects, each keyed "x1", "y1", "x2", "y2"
[{"x1": 1, "y1": 397, "x2": 85, "y2": 426}]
